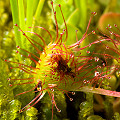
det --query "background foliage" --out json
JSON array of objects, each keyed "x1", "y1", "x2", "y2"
[{"x1": 0, "y1": 0, "x2": 120, "y2": 120}]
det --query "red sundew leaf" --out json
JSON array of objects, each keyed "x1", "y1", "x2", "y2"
[{"x1": 98, "y1": 12, "x2": 120, "y2": 35}]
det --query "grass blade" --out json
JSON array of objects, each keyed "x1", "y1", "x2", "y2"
[
  {"x1": 34, "y1": 0, "x2": 45, "y2": 20},
  {"x1": 18, "y1": 0, "x2": 26, "y2": 48},
  {"x1": 10, "y1": 0, "x2": 21, "y2": 47}
]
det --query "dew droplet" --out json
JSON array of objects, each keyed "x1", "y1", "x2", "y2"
[
  {"x1": 95, "y1": 71, "x2": 99, "y2": 76},
  {"x1": 52, "y1": 72, "x2": 55, "y2": 75},
  {"x1": 57, "y1": 109, "x2": 61, "y2": 112},
  {"x1": 70, "y1": 98, "x2": 73, "y2": 101},
  {"x1": 7, "y1": 78, "x2": 10, "y2": 80},
  {"x1": 10, "y1": 67, "x2": 13, "y2": 69},
  {"x1": 70, "y1": 54, "x2": 74, "y2": 58},
  {"x1": 108, "y1": 76, "x2": 111, "y2": 79},
  {"x1": 54, "y1": 11, "x2": 56, "y2": 15},
  {"x1": 83, "y1": 79, "x2": 87, "y2": 84},
  {"x1": 28, "y1": 54, "x2": 31, "y2": 57},
  {"x1": 9, "y1": 84, "x2": 12, "y2": 86},
  {"x1": 102, "y1": 63, "x2": 105, "y2": 66},
  {"x1": 60, "y1": 33, "x2": 64, "y2": 35},
  {"x1": 16, "y1": 46, "x2": 20, "y2": 49},
  {"x1": 51, "y1": 1, "x2": 53, "y2": 5},
  {"x1": 97, "y1": 65, "x2": 101, "y2": 68},
  {"x1": 76, "y1": 30, "x2": 78, "y2": 32},
  {"x1": 116, "y1": 68, "x2": 118, "y2": 70},
  {"x1": 72, "y1": 92, "x2": 75, "y2": 95},
  {"x1": 63, "y1": 29, "x2": 65, "y2": 32},
  {"x1": 58, "y1": 4, "x2": 61, "y2": 7},
  {"x1": 14, "y1": 24, "x2": 18, "y2": 26},
  {"x1": 4, "y1": 59, "x2": 8, "y2": 62},
  {"x1": 108, "y1": 24, "x2": 112, "y2": 28},
  {"x1": 92, "y1": 30, "x2": 95, "y2": 34},
  {"x1": 16, "y1": 50, "x2": 19, "y2": 53},
  {"x1": 92, "y1": 12, "x2": 97, "y2": 16},
  {"x1": 86, "y1": 51, "x2": 90, "y2": 54},
  {"x1": 51, "y1": 89, "x2": 54, "y2": 92},
  {"x1": 94, "y1": 57, "x2": 99, "y2": 62},
  {"x1": 89, "y1": 44, "x2": 91, "y2": 47},
  {"x1": 110, "y1": 31, "x2": 113, "y2": 35},
  {"x1": 19, "y1": 110, "x2": 22, "y2": 113},
  {"x1": 19, "y1": 64, "x2": 21, "y2": 67},
  {"x1": 86, "y1": 81, "x2": 90, "y2": 84},
  {"x1": 114, "y1": 24, "x2": 117, "y2": 27},
  {"x1": 106, "y1": 46, "x2": 109, "y2": 49}
]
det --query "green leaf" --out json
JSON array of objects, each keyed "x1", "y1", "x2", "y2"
[
  {"x1": 67, "y1": 9, "x2": 80, "y2": 27},
  {"x1": 10, "y1": 0, "x2": 21, "y2": 47}
]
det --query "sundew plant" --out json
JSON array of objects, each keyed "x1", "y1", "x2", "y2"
[{"x1": 1, "y1": 0, "x2": 120, "y2": 120}]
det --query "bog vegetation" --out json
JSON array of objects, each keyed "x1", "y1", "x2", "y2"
[{"x1": 1, "y1": 0, "x2": 120, "y2": 120}]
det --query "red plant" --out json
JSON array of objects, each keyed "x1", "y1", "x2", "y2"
[{"x1": 5, "y1": 1, "x2": 120, "y2": 120}]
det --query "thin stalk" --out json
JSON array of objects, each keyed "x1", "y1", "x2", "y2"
[{"x1": 34, "y1": 0, "x2": 45, "y2": 20}]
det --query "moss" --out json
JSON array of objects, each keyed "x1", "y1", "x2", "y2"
[{"x1": 1, "y1": 0, "x2": 120, "y2": 120}]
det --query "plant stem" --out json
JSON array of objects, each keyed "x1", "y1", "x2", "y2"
[{"x1": 77, "y1": 86, "x2": 120, "y2": 97}]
